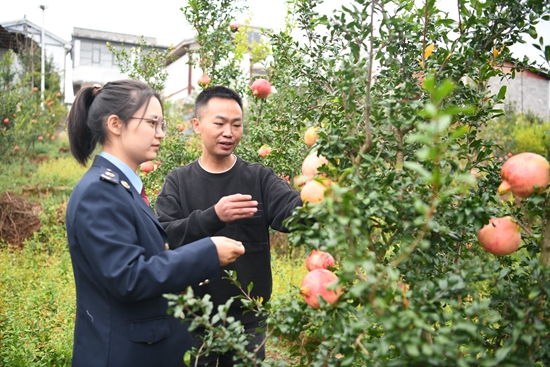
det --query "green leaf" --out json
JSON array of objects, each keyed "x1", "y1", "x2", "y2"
[
  {"x1": 432, "y1": 79, "x2": 456, "y2": 105},
  {"x1": 497, "y1": 85, "x2": 507, "y2": 100},
  {"x1": 405, "y1": 343, "x2": 420, "y2": 357}
]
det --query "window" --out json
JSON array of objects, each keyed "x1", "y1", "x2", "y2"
[
  {"x1": 79, "y1": 40, "x2": 116, "y2": 68},
  {"x1": 248, "y1": 31, "x2": 261, "y2": 44},
  {"x1": 92, "y1": 45, "x2": 101, "y2": 65}
]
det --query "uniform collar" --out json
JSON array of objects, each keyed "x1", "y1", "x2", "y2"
[{"x1": 99, "y1": 151, "x2": 143, "y2": 194}]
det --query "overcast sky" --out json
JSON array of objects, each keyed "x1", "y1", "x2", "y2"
[{"x1": 1, "y1": 0, "x2": 549, "y2": 66}]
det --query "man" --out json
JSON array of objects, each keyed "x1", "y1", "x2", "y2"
[{"x1": 155, "y1": 86, "x2": 302, "y2": 366}]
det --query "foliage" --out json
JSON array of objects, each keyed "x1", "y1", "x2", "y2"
[
  {"x1": 0, "y1": 46, "x2": 69, "y2": 164},
  {"x1": 481, "y1": 111, "x2": 550, "y2": 160},
  {"x1": 0, "y1": 200, "x2": 74, "y2": 367},
  {"x1": 182, "y1": 0, "x2": 254, "y2": 96},
  {"x1": 166, "y1": 0, "x2": 550, "y2": 366},
  {"x1": 107, "y1": 36, "x2": 176, "y2": 93}
]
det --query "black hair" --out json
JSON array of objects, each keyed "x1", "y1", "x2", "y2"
[
  {"x1": 67, "y1": 79, "x2": 162, "y2": 166},
  {"x1": 194, "y1": 86, "x2": 243, "y2": 119}
]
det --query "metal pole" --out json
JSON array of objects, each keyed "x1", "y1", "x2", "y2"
[{"x1": 39, "y1": 5, "x2": 47, "y2": 109}]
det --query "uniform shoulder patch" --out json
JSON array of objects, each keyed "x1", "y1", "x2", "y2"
[{"x1": 99, "y1": 167, "x2": 119, "y2": 185}]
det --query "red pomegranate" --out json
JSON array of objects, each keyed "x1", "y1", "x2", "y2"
[
  {"x1": 300, "y1": 179, "x2": 329, "y2": 204},
  {"x1": 498, "y1": 152, "x2": 550, "y2": 198},
  {"x1": 300, "y1": 269, "x2": 341, "y2": 309},
  {"x1": 305, "y1": 250, "x2": 335, "y2": 271},
  {"x1": 477, "y1": 216, "x2": 521, "y2": 256},
  {"x1": 198, "y1": 74, "x2": 211, "y2": 87},
  {"x1": 140, "y1": 161, "x2": 155, "y2": 175},
  {"x1": 251, "y1": 79, "x2": 271, "y2": 98},
  {"x1": 301, "y1": 152, "x2": 329, "y2": 177}
]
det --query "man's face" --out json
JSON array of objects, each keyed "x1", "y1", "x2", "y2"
[{"x1": 193, "y1": 97, "x2": 243, "y2": 161}]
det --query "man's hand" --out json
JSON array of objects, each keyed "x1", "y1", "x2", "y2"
[
  {"x1": 214, "y1": 194, "x2": 258, "y2": 223},
  {"x1": 210, "y1": 236, "x2": 245, "y2": 266}
]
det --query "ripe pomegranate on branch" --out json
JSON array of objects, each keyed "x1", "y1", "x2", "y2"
[
  {"x1": 477, "y1": 216, "x2": 521, "y2": 256},
  {"x1": 306, "y1": 250, "x2": 335, "y2": 271},
  {"x1": 251, "y1": 78, "x2": 272, "y2": 98},
  {"x1": 497, "y1": 152, "x2": 550, "y2": 198},
  {"x1": 300, "y1": 268, "x2": 341, "y2": 309}
]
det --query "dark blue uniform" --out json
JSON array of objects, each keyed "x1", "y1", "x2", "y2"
[{"x1": 66, "y1": 155, "x2": 220, "y2": 367}]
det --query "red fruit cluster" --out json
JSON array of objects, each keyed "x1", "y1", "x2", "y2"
[
  {"x1": 300, "y1": 250, "x2": 340, "y2": 309},
  {"x1": 475, "y1": 152, "x2": 550, "y2": 256}
]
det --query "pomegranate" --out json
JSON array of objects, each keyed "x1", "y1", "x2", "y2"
[
  {"x1": 301, "y1": 152, "x2": 329, "y2": 177},
  {"x1": 176, "y1": 124, "x2": 185, "y2": 132},
  {"x1": 251, "y1": 79, "x2": 271, "y2": 98},
  {"x1": 304, "y1": 126, "x2": 319, "y2": 146},
  {"x1": 300, "y1": 179, "x2": 329, "y2": 204},
  {"x1": 306, "y1": 250, "x2": 335, "y2": 271},
  {"x1": 38, "y1": 136, "x2": 43, "y2": 141},
  {"x1": 230, "y1": 23, "x2": 239, "y2": 33},
  {"x1": 198, "y1": 74, "x2": 211, "y2": 87},
  {"x1": 477, "y1": 216, "x2": 521, "y2": 256},
  {"x1": 258, "y1": 145, "x2": 272, "y2": 158},
  {"x1": 3, "y1": 118, "x2": 9, "y2": 125},
  {"x1": 293, "y1": 175, "x2": 310, "y2": 188},
  {"x1": 498, "y1": 152, "x2": 550, "y2": 198},
  {"x1": 300, "y1": 269, "x2": 341, "y2": 309},
  {"x1": 140, "y1": 161, "x2": 155, "y2": 175}
]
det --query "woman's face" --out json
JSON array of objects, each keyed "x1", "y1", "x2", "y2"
[{"x1": 118, "y1": 96, "x2": 165, "y2": 171}]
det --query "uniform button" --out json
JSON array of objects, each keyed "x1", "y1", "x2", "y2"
[
  {"x1": 147, "y1": 342, "x2": 152, "y2": 345},
  {"x1": 164, "y1": 242, "x2": 169, "y2": 250},
  {"x1": 199, "y1": 279, "x2": 210, "y2": 286}
]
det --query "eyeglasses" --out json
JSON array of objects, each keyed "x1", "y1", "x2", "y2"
[{"x1": 130, "y1": 116, "x2": 167, "y2": 134}]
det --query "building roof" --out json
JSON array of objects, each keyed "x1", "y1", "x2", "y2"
[
  {"x1": 0, "y1": 24, "x2": 25, "y2": 52},
  {"x1": 72, "y1": 27, "x2": 170, "y2": 49},
  {"x1": 1, "y1": 18, "x2": 69, "y2": 49},
  {"x1": 501, "y1": 60, "x2": 550, "y2": 80},
  {"x1": 165, "y1": 37, "x2": 198, "y2": 66}
]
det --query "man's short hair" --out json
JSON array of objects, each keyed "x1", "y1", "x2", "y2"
[{"x1": 195, "y1": 86, "x2": 243, "y2": 118}]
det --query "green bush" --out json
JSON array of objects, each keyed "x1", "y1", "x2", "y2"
[{"x1": 0, "y1": 201, "x2": 74, "y2": 367}]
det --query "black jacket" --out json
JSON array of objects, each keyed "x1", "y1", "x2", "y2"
[{"x1": 155, "y1": 156, "x2": 302, "y2": 324}]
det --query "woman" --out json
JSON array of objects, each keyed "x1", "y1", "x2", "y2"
[{"x1": 65, "y1": 79, "x2": 245, "y2": 367}]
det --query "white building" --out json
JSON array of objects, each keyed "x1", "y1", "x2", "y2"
[
  {"x1": 0, "y1": 18, "x2": 71, "y2": 101},
  {"x1": 70, "y1": 27, "x2": 171, "y2": 97}
]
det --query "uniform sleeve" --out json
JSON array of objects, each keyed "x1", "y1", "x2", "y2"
[
  {"x1": 73, "y1": 181, "x2": 220, "y2": 302},
  {"x1": 155, "y1": 171, "x2": 226, "y2": 249},
  {"x1": 263, "y1": 172, "x2": 303, "y2": 232}
]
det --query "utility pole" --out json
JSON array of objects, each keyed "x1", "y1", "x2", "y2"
[{"x1": 39, "y1": 5, "x2": 48, "y2": 110}]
